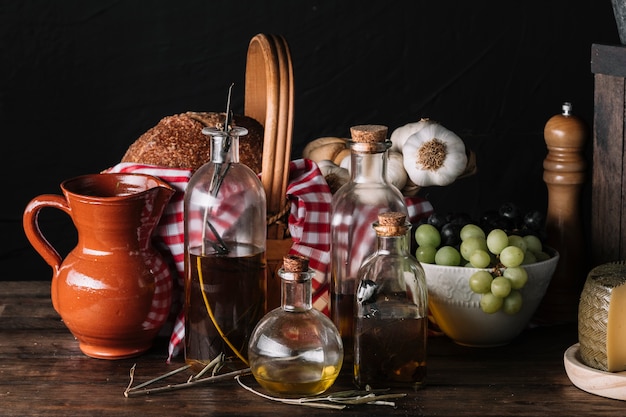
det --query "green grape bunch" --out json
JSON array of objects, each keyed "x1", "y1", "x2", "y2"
[{"x1": 413, "y1": 204, "x2": 552, "y2": 315}]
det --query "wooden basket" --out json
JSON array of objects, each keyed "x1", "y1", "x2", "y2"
[{"x1": 244, "y1": 34, "x2": 295, "y2": 312}]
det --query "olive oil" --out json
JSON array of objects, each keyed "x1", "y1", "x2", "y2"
[
  {"x1": 330, "y1": 289, "x2": 355, "y2": 362},
  {"x1": 354, "y1": 315, "x2": 427, "y2": 388},
  {"x1": 251, "y1": 363, "x2": 341, "y2": 396},
  {"x1": 185, "y1": 244, "x2": 265, "y2": 371}
]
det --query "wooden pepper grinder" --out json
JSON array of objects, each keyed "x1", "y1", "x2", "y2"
[{"x1": 535, "y1": 102, "x2": 588, "y2": 324}]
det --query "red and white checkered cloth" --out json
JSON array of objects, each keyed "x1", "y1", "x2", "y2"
[{"x1": 107, "y1": 159, "x2": 433, "y2": 361}]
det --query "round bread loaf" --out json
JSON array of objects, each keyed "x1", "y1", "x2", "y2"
[{"x1": 121, "y1": 111, "x2": 264, "y2": 173}]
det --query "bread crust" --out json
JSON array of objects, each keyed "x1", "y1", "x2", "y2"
[{"x1": 121, "y1": 111, "x2": 264, "y2": 173}]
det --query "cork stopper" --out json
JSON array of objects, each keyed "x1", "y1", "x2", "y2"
[
  {"x1": 283, "y1": 254, "x2": 309, "y2": 273},
  {"x1": 378, "y1": 212, "x2": 406, "y2": 226},
  {"x1": 350, "y1": 125, "x2": 388, "y2": 143},
  {"x1": 374, "y1": 212, "x2": 408, "y2": 236}
]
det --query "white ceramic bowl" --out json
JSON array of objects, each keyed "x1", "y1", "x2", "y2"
[{"x1": 422, "y1": 248, "x2": 559, "y2": 347}]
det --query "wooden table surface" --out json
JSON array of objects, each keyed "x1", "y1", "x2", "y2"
[{"x1": 1, "y1": 280, "x2": 623, "y2": 416}]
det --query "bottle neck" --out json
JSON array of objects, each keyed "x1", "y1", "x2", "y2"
[
  {"x1": 376, "y1": 230, "x2": 411, "y2": 255},
  {"x1": 204, "y1": 126, "x2": 247, "y2": 165},
  {"x1": 281, "y1": 272, "x2": 313, "y2": 312},
  {"x1": 210, "y1": 134, "x2": 239, "y2": 164},
  {"x1": 350, "y1": 150, "x2": 388, "y2": 184}
]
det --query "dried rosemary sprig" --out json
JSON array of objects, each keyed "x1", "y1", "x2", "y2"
[
  {"x1": 207, "y1": 83, "x2": 235, "y2": 198},
  {"x1": 124, "y1": 361, "x2": 407, "y2": 410},
  {"x1": 123, "y1": 355, "x2": 250, "y2": 397},
  {"x1": 202, "y1": 82, "x2": 236, "y2": 255},
  {"x1": 235, "y1": 376, "x2": 407, "y2": 410}
]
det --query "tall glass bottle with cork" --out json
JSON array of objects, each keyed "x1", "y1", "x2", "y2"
[
  {"x1": 183, "y1": 110, "x2": 267, "y2": 372},
  {"x1": 330, "y1": 124, "x2": 408, "y2": 362},
  {"x1": 354, "y1": 212, "x2": 428, "y2": 390}
]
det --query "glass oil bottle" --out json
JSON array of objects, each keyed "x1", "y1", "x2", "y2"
[
  {"x1": 354, "y1": 212, "x2": 428, "y2": 390},
  {"x1": 183, "y1": 106, "x2": 267, "y2": 372},
  {"x1": 248, "y1": 255, "x2": 343, "y2": 396},
  {"x1": 330, "y1": 124, "x2": 408, "y2": 362}
]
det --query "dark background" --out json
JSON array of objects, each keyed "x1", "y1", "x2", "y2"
[{"x1": 1, "y1": 0, "x2": 621, "y2": 281}]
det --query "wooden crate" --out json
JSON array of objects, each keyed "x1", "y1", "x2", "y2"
[
  {"x1": 590, "y1": 43, "x2": 626, "y2": 265},
  {"x1": 244, "y1": 34, "x2": 295, "y2": 313}
]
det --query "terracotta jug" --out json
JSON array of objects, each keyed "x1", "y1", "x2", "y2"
[{"x1": 23, "y1": 173, "x2": 176, "y2": 359}]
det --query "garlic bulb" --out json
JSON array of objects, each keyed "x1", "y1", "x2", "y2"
[
  {"x1": 402, "y1": 122, "x2": 467, "y2": 187},
  {"x1": 339, "y1": 153, "x2": 351, "y2": 171},
  {"x1": 333, "y1": 148, "x2": 351, "y2": 166},
  {"x1": 302, "y1": 137, "x2": 348, "y2": 164},
  {"x1": 401, "y1": 178, "x2": 421, "y2": 197},
  {"x1": 387, "y1": 151, "x2": 408, "y2": 191},
  {"x1": 389, "y1": 118, "x2": 431, "y2": 153},
  {"x1": 317, "y1": 159, "x2": 350, "y2": 194}
]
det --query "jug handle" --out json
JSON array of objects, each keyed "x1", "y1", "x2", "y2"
[{"x1": 23, "y1": 194, "x2": 71, "y2": 275}]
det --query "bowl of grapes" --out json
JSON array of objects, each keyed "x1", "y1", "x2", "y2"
[{"x1": 414, "y1": 204, "x2": 559, "y2": 347}]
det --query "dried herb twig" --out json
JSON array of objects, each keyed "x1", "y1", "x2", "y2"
[
  {"x1": 235, "y1": 376, "x2": 407, "y2": 410},
  {"x1": 124, "y1": 356, "x2": 407, "y2": 410},
  {"x1": 124, "y1": 355, "x2": 250, "y2": 398},
  {"x1": 125, "y1": 368, "x2": 250, "y2": 397},
  {"x1": 190, "y1": 353, "x2": 225, "y2": 381},
  {"x1": 124, "y1": 363, "x2": 191, "y2": 395}
]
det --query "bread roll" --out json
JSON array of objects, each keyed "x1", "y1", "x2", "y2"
[{"x1": 121, "y1": 111, "x2": 264, "y2": 173}]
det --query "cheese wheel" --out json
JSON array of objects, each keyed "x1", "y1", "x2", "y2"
[{"x1": 578, "y1": 261, "x2": 626, "y2": 372}]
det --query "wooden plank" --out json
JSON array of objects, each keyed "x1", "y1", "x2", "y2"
[
  {"x1": 591, "y1": 43, "x2": 626, "y2": 78},
  {"x1": 0, "y1": 280, "x2": 52, "y2": 297},
  {"x1": 591, "y1": 73, "x2": 626, "y2": 265},
  {"x1": 0, "y1": 329, "x2": 80, "y2": 358}
]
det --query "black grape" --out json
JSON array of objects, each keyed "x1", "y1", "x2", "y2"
[
  {"x1": 440, "y1": 222, "x2": 462, "y2": 247},
  {"x1": 427, "y1": 212, "x2": 447, "y2": 230},
  {"x1": 498, "y1": 202, "x2": 523, "y2": 229},
  {"x1": 523, "y1": 209, "x2": 546, "y2": 232}
]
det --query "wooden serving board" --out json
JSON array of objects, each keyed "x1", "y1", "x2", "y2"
[{"x1": 564, "y1": 343, "x2": 626, "y2": 401}]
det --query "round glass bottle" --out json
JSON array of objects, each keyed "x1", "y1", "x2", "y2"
[
  {"x1": 330, "y1": 124, "x2": 408, "y2": 362},
  {"x1": 248, "y1": 255, "x2": 344, "y2": 396},
  {"x1": 354, "y1": 212, "x2": 428, "y2": 390},
  {"x1": 184, "y1": 124, "x2": 267, "y2": 372}
]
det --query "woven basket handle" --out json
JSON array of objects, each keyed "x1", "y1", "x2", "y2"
[{"x1": 244, "y1": 33, "x2": 294, "y2": 239}]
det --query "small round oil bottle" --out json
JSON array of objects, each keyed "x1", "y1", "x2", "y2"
[{"x1": 248, "y1": 255, "x2": 343, "y2": 396}]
